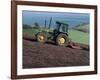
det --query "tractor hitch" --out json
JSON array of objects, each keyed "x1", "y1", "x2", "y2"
[{"x1": 67, "y1": 39, "x2": 82, "y2": 49}]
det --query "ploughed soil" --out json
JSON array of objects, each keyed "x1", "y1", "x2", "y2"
[{"x1": 23, "y1": 36, "x2": 89, "y2": 69}]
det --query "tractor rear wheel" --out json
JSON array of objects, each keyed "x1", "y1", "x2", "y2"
[
  {"x1": 56, "y1": 33, "x2": 69, "y2": 46},
  {"x1": 36, "y1": 32, "x2": 47, "y2": 43}
]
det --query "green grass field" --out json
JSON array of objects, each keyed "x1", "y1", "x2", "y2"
[
  {"x1": 23, "y1": 28, "x2": 39, "y2": 36},
  {"x1": 68, "y1": 29, "x2": 89, "y2": 44},
  {"x1": 23, "y1": 28, "x2": 89, "y2": 45}
]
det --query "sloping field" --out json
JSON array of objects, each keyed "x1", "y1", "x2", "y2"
[
  {"x1": 23, "y1": 28, "x2": 40, "y2": 36},
  {"x1": 23, "y1": 39, "x2": 89, "y2": 68},
  {"x1": 68, "y1": 29, "x2": 89, "y2": 45},
  {"x1": 73, "y1": 24, "x2": 89, "y2": 33}
]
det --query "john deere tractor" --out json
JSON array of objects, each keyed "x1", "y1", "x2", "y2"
[{"x1": 35, "y1": 20, "x2": 70, "y2": 46}]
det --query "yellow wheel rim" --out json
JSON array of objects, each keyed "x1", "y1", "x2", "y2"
[
  {"x1": 58, "y1": 37, "x2": 65, "y2": 45},
  {"x1": 38, "y1": 35, "x2": 44, "y2": 42}
]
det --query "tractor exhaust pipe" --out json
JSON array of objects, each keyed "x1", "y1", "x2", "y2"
[
  {"x1": 48, "y1": 17, "x2": 52, "y2": 29},
  {"x1": 45, "y1": 19, "x2": 47, "y2": 28}
]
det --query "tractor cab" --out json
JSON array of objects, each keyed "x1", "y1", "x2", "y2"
[
  {"x1": 55, "y1": 21, "x2": 68, "y2": 33},
  {"x1": 53, "y1": 21, "x2": 68, "y2": 36}
]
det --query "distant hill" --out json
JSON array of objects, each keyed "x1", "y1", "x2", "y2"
[
  {"x1": 23, "y1": 24, "x2": 32, "y2": 29},
  {"x1": 72, "y1": 24, "x2": 89, "y2": 33},
  {"x1": 23, "y1": 24, "x2": 40, "y2": 29}
]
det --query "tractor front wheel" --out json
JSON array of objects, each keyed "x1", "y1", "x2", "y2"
[
  {"x1": 36, "y1": 32, "x2": 47, "y2": 43},
  {"x1": 56, "y1": 33, "x2": 69, "y2": 46}
]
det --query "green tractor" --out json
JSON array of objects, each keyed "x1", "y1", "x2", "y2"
[{"x1": 35, "y1": 20, "x2": 70, "y2": 46}]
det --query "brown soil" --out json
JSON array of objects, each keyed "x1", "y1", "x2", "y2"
[{"x1": 23, "y1": 36, "x2": 89, "y2": 69}]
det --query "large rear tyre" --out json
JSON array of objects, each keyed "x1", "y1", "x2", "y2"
[
  {"x1": 36, "y1": 32, "x2": 47, "y2": 43},
  {"x1": 56, "y1": 33, "x2": 69, "y2": 46}
]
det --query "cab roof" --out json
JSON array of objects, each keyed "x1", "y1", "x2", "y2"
[{"x1": 56, "y1": 21, "x2": 68, "y2": 26}]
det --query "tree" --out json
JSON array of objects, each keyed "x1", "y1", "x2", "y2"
[
  {"x1": 34, "y1": 22, "x2": 40, "y2": 28},
  {"x1": 23, "y1": 24, "x2": 31, "y2": 29}
]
